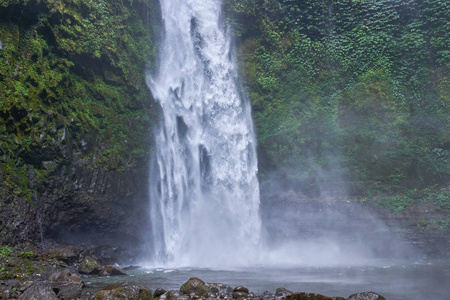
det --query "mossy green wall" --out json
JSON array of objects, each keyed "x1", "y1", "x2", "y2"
[
  {"x1": 0, "y1": 0, "x2": 159, "y2": 246},
  {"x1": 0, "y1": 0, "x2": 158, "y2": 203}
]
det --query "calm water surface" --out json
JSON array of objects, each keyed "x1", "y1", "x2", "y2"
[{"x1": 85, "y1": 260, "x2": 450, "y2": 300}]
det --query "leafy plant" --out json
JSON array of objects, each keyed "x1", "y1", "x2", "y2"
[{"x1": 0, "y1": 245, "x2": 12, "y2": 258}]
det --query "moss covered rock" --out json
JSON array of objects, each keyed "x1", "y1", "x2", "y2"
[
  {"x1": 180, "y1": 277, "x2": 211, "y2": 297},
  {"x1": 95, "y1": 284, "x2": 153, "y2": 300},
  {"x1": 77, "y1": 256, "x2": 101, "y2": 275}
]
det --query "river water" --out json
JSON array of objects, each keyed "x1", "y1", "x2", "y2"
[{"x1": 85, "y1": 259, "x2": 450, "y2": 300}]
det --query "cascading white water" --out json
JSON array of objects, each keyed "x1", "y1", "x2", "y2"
[{"x1": 147, "y1": 0, "x2": 261, "y2": 267}]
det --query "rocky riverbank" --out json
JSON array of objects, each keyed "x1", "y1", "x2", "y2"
[{"x1": 0, "y1": 245, "x2": 387, "y2": 300}]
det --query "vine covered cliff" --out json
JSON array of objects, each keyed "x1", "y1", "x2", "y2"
[
  {"x1": 225, "y1": 0, "x2": 450, "y2": 195},
  {"x1": 0, "y1": 0, "x2": 159, "y2": 248}
]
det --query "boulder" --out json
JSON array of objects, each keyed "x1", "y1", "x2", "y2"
[
  {"x1": 98, "y1": 265, "x2": 128, "y2": 276},
  {"x1": 233, "y1": 286, "x2": 249, "y2": 293},
  {"x1": 232, "y1": 285, "x2": 250, "y2": 298},
  {"x1": 45, "y1": 247, "x2": 78, "y2": 263},
  {"x1": 180, "y1": 277, "x2": 211, "y2": 297},
  {"x1": 48, "y1": 269, "x2": 84, "y2": 299},
  {"x1": 86, "y1": 245, "x2": 126, "y2": 265},
  {"x1": 51, "y1": 282, "x2": 83, "y2": 300},
  {"x1": 95, "y1": 284, "x2": 153, "y2": 300},
  {"x1": 347, "y1": 292, "x2": 386, "y2": 300},
  {"x1": 18, "y1": 283, "x2": 59, "y2": 300},
  {"x1": 78, "y1": 256, "x2": 102, "y2": 274},
  {"x1": 49, "y1": 268, "x2": 83, "y2": 283},
  {"x1": 286, "y1": 293, "x2": 346, "y2": 300}
]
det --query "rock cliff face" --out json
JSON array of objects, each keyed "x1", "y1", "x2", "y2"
[
  {"x1": 0, "y1": 0, "x2": 160, "y2": 251},
  {"x1": 1, "y1": 133, "x2": 153, "y2": 252}
]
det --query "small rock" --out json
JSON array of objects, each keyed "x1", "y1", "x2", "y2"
[
  {"x1": 262, "y1": 290, "x2": 276, "y2": 300},
  {"x1": 154, "y1": 287, "x2": 167, "y2": 298},
  {"x1": 207, "y1": 282, "x2": 233, "y2": 294},
  {"x1": 18, "y1": 281, "x2": 34, "y2": 292},
  {"x1": 98, "y1": 265, "x2": 128, "y2": 276},
  {"x1": 276, "y1": 287, "x2": 293, "y2": 297},
  {"x1": 102, "y1": 282, "x2": 128, "y2": 290},
  {"x1": 347, "y1": 292, "x2": 386, "y2": 300},
  {"x1": 165, "y1": 290, "x2": 182, "y2": 300},
  {"x1": 123, "y1": 265, "x2": 141, "y2": 271},
  {"x1": 232, "y1": 291, "x2": 249, "y2": 299},
  {"x1": 4, "y1": 279, "x2": 20, "y2": 287}
]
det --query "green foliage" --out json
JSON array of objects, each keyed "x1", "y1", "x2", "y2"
[
  {"x1": 418, "y1": 217, "x2": 450, "y2": 232},
  {"x1": 375, "y1": 195, "x2": 416, "y2": 212},
  {"x1": 226, "y1": 0, "x2": 450, "y2": 195},
  {"x1": 424, "y1": 188, "x2": 450, "y2": 209},
  {"x1": 0, "y1": 245, "x2": 12, "y2": 258},
  {"x1": 18, "y1": 250, "x2": 35, "y2": 259},
  {"x1": 0, "y1": 0, "x2": 158, "y2": 204}
]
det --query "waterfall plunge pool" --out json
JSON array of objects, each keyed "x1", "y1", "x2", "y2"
[{"x1": 83, "y1": 259, "x2": 450, "y2": 300}]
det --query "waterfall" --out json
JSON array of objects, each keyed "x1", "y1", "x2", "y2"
[{"x1": 146, "y1": 0, "x2": 261, "y2": 267}]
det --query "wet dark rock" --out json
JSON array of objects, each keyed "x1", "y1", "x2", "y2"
[
  {"x1": 164, "y1": 290, "x2": 182, "y2": 299},
  {"x1": 233, "y1": 286, "x2": 249, "y2": 293},
  {"x1": 262, "y1": 290, "x2": 276, "y2": 300},
  {"x1": 346, "y1": 292, "x2": 386, "y2": 300},
  {"x1": 48, "y1": 269, "x2": 84, "y2": 299},
  {"x1": 180, "y1": 277, "x2": 211, "y2": 297},
  {"x1": 154, "y1": 287, "x2": 167, "y2": 298},
  {"x1": 123, "y1": 265, "x2": 141, "y2": 271},
  {"x1": 0, "y1": 280, "x2": 22, "y2": 299},
  {"x1": 207, "y1": 282, "x2": 233, "y2": 294},
  {"x1": 4, "y1": 279, "x2": 20, "y2": 288},
  {"x1": 77, "y1": 256, "x2": 102, "y2": 274},
  {"x1": 17, "y1": 249, "x2": 39, "y2": 260},
  {"x1": 276, "y1": 287, "x2": 293, "y2": 297},
  {"x1": 286, "y1": 292, "x2": 346, "y2": 300},
  {"x1": 49, "y1": 268, "x2": 82, "y2": 283},
  {"x1": 232, "y1": 291, "x2": 249, "y2": 298},
  {"x1": 45, "y1": 247, "x2": 78, "y2": 263},
  {"x1": 18, "y1": 281, "x2": 34, "y2": 292},
  {"x1": 85, "y1": 245, "x2": 127, "y2": 265},
  {"x1": 95, "y1": 284, "x2": 153, "y2": 299},
  {"x1": 51, "y1": 282, "x2": 84, "y2": 300},
  {"x1": 97, "y1": 265, "x2": 128, "y2": 276},
  {"x1": 102, "y1": 282, "x2": 128, "y2": 290},
  {"x1": 18, "y1": 282, "x2": 59, "y2": 300}
]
